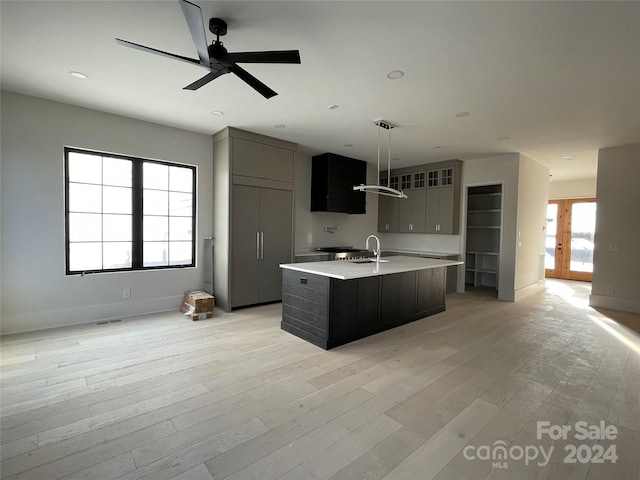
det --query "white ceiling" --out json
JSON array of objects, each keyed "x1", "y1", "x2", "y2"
[{"x1": 2, "y1": 1, "x2": 639, "y2": 181}]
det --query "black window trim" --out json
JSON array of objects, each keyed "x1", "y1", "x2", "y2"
[{"x1": 64, "y1": 146, "x2": 197, "y2": 275}]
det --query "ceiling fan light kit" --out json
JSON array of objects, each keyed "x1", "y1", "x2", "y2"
[
  {"x1": 115, "y1": 0, "x2": 301, "y2": 98},
  {"x1": 353, "y1": 120, "x2": 407, "y2": 199}
]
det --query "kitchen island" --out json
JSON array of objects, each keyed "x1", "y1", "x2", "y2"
[{"x1": 280, "y1": 256, "x2": 463, "y2": 349}]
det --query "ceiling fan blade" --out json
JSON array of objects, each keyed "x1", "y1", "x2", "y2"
[
  {"x1": 116, "y1": 38, "x2": 204, "y2": 68},
  {"x1": 179, "y1": 0, "x2": 210, "y2": 66},
  {"x1": 183, "y1": 69, "x2": 227, "y2": 90},
  {"x1": 222, "y1": 50, "x2": 301, "y2": 64},
  {"x1": 229, "y1": 64, "x2": 277, "y2": 99}
]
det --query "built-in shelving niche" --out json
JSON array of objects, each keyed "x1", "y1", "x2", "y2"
[{"x1": 465, "y1": 184, "x2": 502, "y2": 293}]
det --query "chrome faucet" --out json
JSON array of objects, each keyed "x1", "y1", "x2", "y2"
[{"x1": 365, "y1": 234, "x2": 381, "y2": 264}]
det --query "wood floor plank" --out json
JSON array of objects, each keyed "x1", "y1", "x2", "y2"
[
  {"x1": 382, "y1": 398, "x2": 499, "y2": 480},
  {"x1": 1, "y1": 280, "x2": 638, "y2": 480}
]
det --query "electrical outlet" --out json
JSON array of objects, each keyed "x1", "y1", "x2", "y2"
[
  {"x1": 123, "y1": 288, "x2": 131, "y2": 299},
  {"x1": 609, "y1": 243, "x2": 619, "y2": 251},
  {"x1": 606, "y1": 286, "x2": 614, "y2": 295}
]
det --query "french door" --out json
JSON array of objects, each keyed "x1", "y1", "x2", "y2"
[{"x1": 545, "y1": 198, "x2": 596, "y2": 281}]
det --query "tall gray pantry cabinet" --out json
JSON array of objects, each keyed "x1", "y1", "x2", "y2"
[
  {"x1": 212, "y1": 127, "x2": 296, "y2": 311},
  {"x1": 231, "y1": 185, "x2": 292, "y2": 307}
]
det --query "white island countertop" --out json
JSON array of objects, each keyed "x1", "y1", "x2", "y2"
[{"x1": 280, "y1": 255, "x2": 463, "y2": 280}]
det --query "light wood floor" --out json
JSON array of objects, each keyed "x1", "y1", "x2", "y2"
[{"x1": 1, "y1": 280, "x2": 639, "y2": 480}]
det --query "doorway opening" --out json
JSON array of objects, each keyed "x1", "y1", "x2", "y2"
[{"x1": 545, "y1": 198, "x2": 596, "y2": 281}]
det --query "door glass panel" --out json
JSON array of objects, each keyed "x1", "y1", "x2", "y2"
[
  {"x1": 545, "y1": 203, "x2": 558, "y2": 270},
  {"x1": 570, "y1": 202, "x2": 596, "y2": 273}
]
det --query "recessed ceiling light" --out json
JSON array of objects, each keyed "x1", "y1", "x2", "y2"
[
  {"x1": 562, "y1": 155, "x2": 572, "y2": 160},
  {"x1": 386, "y1": 70, "x2": 405, "y2": 79},
  {"x1": 68, "y1": 71, "x2": 88, "y2": 80},
  {"x1": 274, "y1": 124, "x2": 286, "y2": 129},
  {"x1": 497, "y1": 136, "x2": 510, "y2": 141},
  {"x1": 328, "y1": 104, "x2": 339, "y2": 110},
  {"x1": 210, "y1": 110, "x2": 224, "y2": 116},
  {"x1": 455, "y1": 112, "x2": 470, "y2": 118}
]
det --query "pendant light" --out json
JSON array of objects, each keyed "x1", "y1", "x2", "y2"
[{"x1": 353, "y1": 119, "x2": 407, "y2": 198}]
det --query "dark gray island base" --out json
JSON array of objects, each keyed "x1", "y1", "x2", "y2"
[{"x1": 281, "y1": 266, "x2": 446, "y2": 349}]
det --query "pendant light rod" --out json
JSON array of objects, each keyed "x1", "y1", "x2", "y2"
[{"x1": 353, "y1": 119, "x2": 407, "y2": 199}]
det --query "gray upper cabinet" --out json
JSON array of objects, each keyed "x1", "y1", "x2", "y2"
[
  {"x1": 232, "y1": 137, "x2": 294, "y2": 183},
  {"x1": 378, "y1": 195, "x2": 399, "y2": 232},
  {"x1": 425, "y1": 163, "x2": 461, "y2": 234},
  {"x1": 377, "y1": 160, "x2": 461, "y2": 235},
  {"x1": 399, "y1": 189, "x2": 426, "y2": 233}
]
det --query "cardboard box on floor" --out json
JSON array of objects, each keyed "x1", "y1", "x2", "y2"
[{"x1": 181, "y1": 291, "x2": 214, "y2": 320}]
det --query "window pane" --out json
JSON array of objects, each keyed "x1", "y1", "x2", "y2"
[
  {"x1": 169, "y1": 217, "x2": 192, "y2": 241},
  {"x1": 69, "y1": 183, "x2": 102, "y2": 213},
  {"x1": 169, "y1": 241, "x2": 192, "y2": 265},
  {"x1": 103, "y1": 186, "x2": 132, "y2": 214},
  {"x1": 103, "y1": 158, "x2": 132, "y2": 187},
  {"x1": 143, "y1": 189, "x2": 168, "y2": 215},
  {"x1": 169, "y1": 191, "x2": 192, "y2": 216},
  {"x1": 68, "y1": 152, "x2": 102, "y2": 184},
  {"x1": 170, "y1": 166, "x2": 193, "y2": 193},
  {"x1": 103, "y1": 242, "x2": 132, "y2": 269},
  {"x1": 103, "y1": 214, "x2": 132, "y2": 241},
  {"x1": 143, "y1": 216, "x2": 168, "y2": 241},
  {"x1": 143, "y1": 242, "x2": 168, "y2": 267},
  {"x1": 69, "y1": 213, "x2": 102, "y2": 241},
  {"x1": 69, "y1": 243, "x2": 102, "y2": 271},
  {"x1": 570, "y1": 202, "x2": 596, "y2": 273},
  {"x1": 143, "y1": 162, "x2": 168, "y2": 190}
]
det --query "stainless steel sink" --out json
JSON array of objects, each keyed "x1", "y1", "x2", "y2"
[{"x1": 349, "y1": 259, "x2": 389, "y2": 264}]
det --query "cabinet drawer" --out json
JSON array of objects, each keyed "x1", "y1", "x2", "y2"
[{"x1": 283, "y1": 270, "x2": 329, "y2": 292}]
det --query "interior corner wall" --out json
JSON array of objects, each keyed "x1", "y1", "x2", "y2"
[
  {"x1": 515, "y1": 154, "x2": 549, "y2": 297},
  {"x1": 590, "y1": 143, "x2": 640, "y2": 313},
  {"x1": 293, "y1": 153, "x2": 378, "y2": 252},
  {"x1": 0, "y1": 91, "x2": 213, "y2": 334},
  {"x1": 460, "y1": 153, "x2": 519, "y2": 301}
]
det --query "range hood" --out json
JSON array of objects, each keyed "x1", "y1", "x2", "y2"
[{"x1": 353, "y1": 120, "x2": 407, "y2": 199}]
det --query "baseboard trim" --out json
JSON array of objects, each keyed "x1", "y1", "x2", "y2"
[
  {"x1": 589, "y1": 294, "x2": 640, "y2": 313},
  {"x1": 514, "y1": 281, "x2": 546, "y2": 301},
  {"x1": 1, "y1": 295, "x2": 183, "y2": 335}
]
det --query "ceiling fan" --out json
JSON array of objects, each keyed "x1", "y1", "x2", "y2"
[{"x1": 115, "y1": 0, "x2": 301, "y2": 99}]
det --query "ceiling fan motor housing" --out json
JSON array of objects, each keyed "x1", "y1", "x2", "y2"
[{"x1": 209, "y1": 18, "x2": 227, "y2": 36}]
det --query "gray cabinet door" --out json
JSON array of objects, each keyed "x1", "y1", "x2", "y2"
[
  {"x1": 378, "y1": 195, "x2": 399, "y2": 232},
  {"x1": 425, "y1": 187, "x2": 440, "y2": 233},
  {"x1": 232, "y1": 138, "x2": 294, "y2": 183},
  {"x1": 437, "y1": 186, "x2": 455, "y2": 233},
  {"x1": 231, "y1": 185, "x2": 260, "y2": 308},
  {"x1": 398, "y1": 189, "x2": 426, "y2": 233},
  {"x1": 259, "y1": 188, "x2": 292, "y2": 303}
]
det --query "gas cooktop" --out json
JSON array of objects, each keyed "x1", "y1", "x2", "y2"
[{"x1": 315, "y1": 246, "x2": 361, "y2": 253}]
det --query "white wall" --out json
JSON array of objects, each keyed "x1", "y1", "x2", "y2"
[
  {"x1": 0, "y1": 92, "x2": 213, "y2": 334},
  {"x1": 590, "y1": 143, "x2": 640, "y2": 313},
  {"x1": 460, "y1": 154, "x2": 520, "y2": 301},
  {"x1": 294, "y1": 153, "x2": 378, "y2": 251},
  {"x1": 515, "y1": 155, "x2": 550, "y2": 296},
  {"x1": 549, "y1": 178, "x2": 597, "y2": 199}
]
